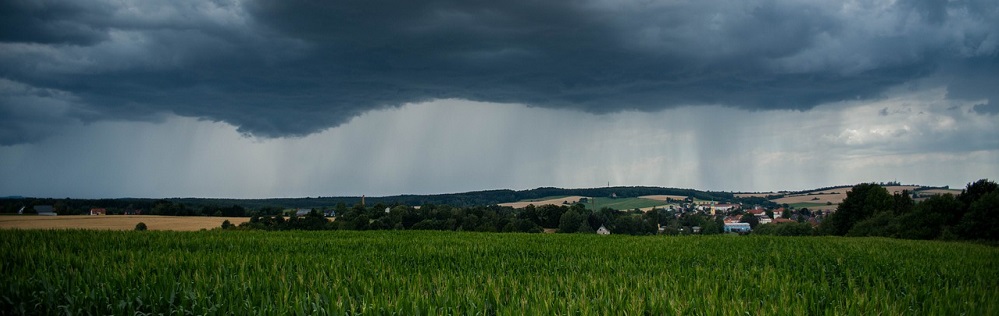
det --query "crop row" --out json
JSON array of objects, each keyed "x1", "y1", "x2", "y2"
[{"x1": 1, "y1": 230, "x2": 997, "y2": 315}]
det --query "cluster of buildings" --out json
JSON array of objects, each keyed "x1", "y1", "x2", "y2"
[
  {"x1": 654, "y1": 199, "x2": 825, "y2": 234},
  {"x1": 17, "y1": 206, "x2": 137, "y2": 216}
]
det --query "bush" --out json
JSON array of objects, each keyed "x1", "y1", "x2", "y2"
[{"x1": 134, "y1": 222, "x2": 148, "y2": 231}]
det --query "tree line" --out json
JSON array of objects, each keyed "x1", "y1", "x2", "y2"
[
  {"x1": 5, "y1": 180, "x2": 996, "y2": 241},
  {"x1": 815, "y1": 179, "x2": 998, "y2": 240},
  {"x1": 233, "y1": 202, "x2": 731, "y2": 236}
]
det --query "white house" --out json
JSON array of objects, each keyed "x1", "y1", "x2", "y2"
[
  {"x1": 724, "y1": 222, "x2": 751, "y2": 233},
  {"x1": 714, "y1": 204, "x2": 738, "y2": 212},
  {"x1": 34, "y1": 205, "x2": 56, "y2": 216},
  {"x1": 597, "y1": 225, "x2": 611, "y2": 235},
  {"x1": 773, "y1": 208, "x2": 786, "y2": 218}
]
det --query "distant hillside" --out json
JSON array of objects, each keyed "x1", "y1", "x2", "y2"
[
  {"x1": 767, "y1": 184, "x2": 956, "y2": 210},
  {"x1": 0, "y1": 186, "x2": 735, "y2": 214},
  {"x1": 7, "y1": 183, "x2": 955, "y2": 214},
  {"x1": 171, "y1": 186, "x2": 735, "y2": 209}
]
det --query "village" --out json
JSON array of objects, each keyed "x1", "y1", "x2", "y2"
[{"x1": 0, "y1": 182, "x2": 973, "y2": 238}]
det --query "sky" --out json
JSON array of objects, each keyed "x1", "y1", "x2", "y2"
[{"x1": 1, "y1": 0, "x2": 997, "y2": 198}]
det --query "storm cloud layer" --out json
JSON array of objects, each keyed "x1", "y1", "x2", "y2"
[{"x1": 2, "y1": 0, "x2": 998, "y2": 145}]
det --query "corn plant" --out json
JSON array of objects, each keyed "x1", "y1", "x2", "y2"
[{"x1": 1, "y1": 230, "x2": 996, "y2": 315}]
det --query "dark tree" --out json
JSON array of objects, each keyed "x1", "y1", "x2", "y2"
[
  {"x1": 537, "y1": 204, "x2": 567, "y2": 229},
  {"x1": 847, "y1": 211, "x2": 898, "y2": 237},
  {"x1": 740, "y1": 214, "x2": 760, "y2": 229},
  {"x1": 558, "y1": 209, "x2": 584, "y2": 233},
  {"x1": 959, "y1": 179, "x2": 998, "y2": 209},
  {"x1": 894, "y1": 194, "x2": 963, "y2": 239},
  {"x1": 892, "y1": 190, "x2": 914, "y2": 215},
  {"x1": 821, "y1": 183, "x2": 893, "y2": 235},
  {"x1": 955, "y1": 190, "x2": 999, "y2": 240}
]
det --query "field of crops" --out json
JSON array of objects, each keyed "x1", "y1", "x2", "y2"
[
  {"x1": 786, "y1": 202, "x2": 837, "y2": 210},
  {"x1": 2, "y1": 230, "x2": 997, "y2": 315},
  {"x1": 582, "y1": 197, "x2": 668, "y2": 211}
]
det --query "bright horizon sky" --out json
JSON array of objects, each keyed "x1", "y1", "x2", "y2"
[{"x1": 1, "y1": 0, "x2": 997, "y2": 198}]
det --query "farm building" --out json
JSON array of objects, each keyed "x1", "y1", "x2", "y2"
[
  {"x1": 34, "y1": 205, "x2": 56, "y2": 216},
  {"x1": 596, "y1": 225, "x2": 611, "y2": 235},
  {"x1": 714, "y1": 203, "x2": 738, "y2": 211},
  {"x1": 723, "y1": 215, "x2": 743, "y2": 224},
  {"x1": 724, "y1": 222, "x2": 751, "y2": 233},
  {"x1": 295, "y1": 209, "x2": 313, "y2": 216},
  {"x1": 773, "y1": 208, "x2": 785, "y2": 218},
  {"x1": 89, "y1": 208, "x2": 107, "y2": 215}
]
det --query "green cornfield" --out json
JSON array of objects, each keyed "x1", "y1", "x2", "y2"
[{"x1": 2, "y1": 230, "x2": 997, "y2": 315}]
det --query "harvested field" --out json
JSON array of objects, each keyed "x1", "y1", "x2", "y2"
[
  {"x1": 918, "y1": 189, "x2": 962, "y2": 196},
  {"x1": 885, "y1": 185, "x2": 922, "y2": 194},
  {"x1": 772, "y1": 193, "x2": 845, "y2": 205},
  {"x1": 0, "y1": 215, "x2": 250, "y2": 231},
  {"x1": 498, "y1": 196, "x2": 587, "y2": 208},
  {"x1": 771, "y1": 185, "x2": 923, "y2": 206}
]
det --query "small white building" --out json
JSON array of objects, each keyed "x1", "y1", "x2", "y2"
[
  {"x1": 714, "y1": 204, "x2": 738, "y2": 212},
  {"x1": 724, "y1": 222, "x2": 751, "y2": 233},
  {"x1": 34, "y1": 205, "x2": 56, "y2": 216},
  {"x1": 597, "y1": 225, "x2": 611, "y2": 235}
]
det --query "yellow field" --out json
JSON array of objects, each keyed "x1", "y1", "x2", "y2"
[
  {"x1": 771, "y1": 193, "x2": 846, "y2": 205},
  {"x1": 918, "y1": 189, "x2": 962, "y2": 196},
  {"x1": 0, "y1": 215, "x2": 250, "y2": 231},
  {"x1": 498, "y1": 196, "x2": 587, "y2": 208},
  {"x1": 771, "y1": 185, "x2": 923, "y2": 207}
]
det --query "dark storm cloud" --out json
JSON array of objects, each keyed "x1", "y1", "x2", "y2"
[
  {"x1": 1, "y1": 0, "x2": 997, "y2": 144},
  {"x1": 0, "y1": 1, "x2": 108, "y2": 45}
]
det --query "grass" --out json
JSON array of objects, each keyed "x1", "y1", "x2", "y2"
[
  {"x1": 787, "y1": 202, "x2": 835, "y2": 209},
  {"x1": 519, "y1": 196, "x2": 570, "y2": 202},
  {"x1": 3, "y1": 230, "x2": 995, "y2": 315},
  {"x1": 582, "y1": 197, "x2": 668, "y2": 210}
]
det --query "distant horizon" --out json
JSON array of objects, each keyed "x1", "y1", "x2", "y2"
[{"x1": 1, "y1": 180, "x2": 973, "y2": 200}]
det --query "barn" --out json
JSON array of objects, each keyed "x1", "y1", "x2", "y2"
[{"x1": 34, "y1": 205, "x2": 56, "y2": 216}]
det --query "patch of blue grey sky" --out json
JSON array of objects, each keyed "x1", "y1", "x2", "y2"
[{"x1": 0, "y1": 0, "x2": 996, "y2": 198}]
